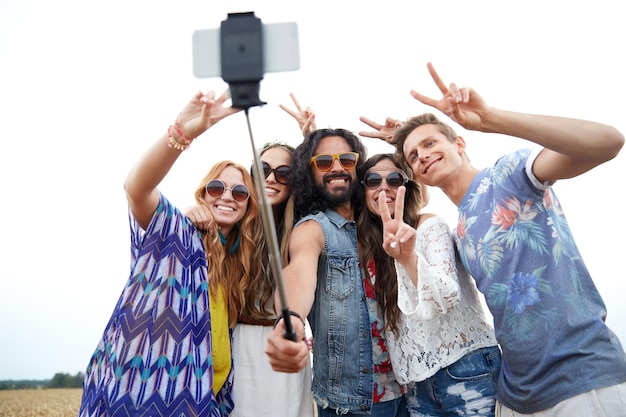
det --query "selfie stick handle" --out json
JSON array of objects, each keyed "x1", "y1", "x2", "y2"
[{"x1": 220, "y1": 12, "x2": 297, "y2": 342}]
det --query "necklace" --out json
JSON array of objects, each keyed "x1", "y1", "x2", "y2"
[{"x1": 218, "y1": 230, "x2": 240, "y2": 254}]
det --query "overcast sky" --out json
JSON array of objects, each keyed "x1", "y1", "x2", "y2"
[{"x1": 1, "y1": 0, "x2": 624, "y2": 380}]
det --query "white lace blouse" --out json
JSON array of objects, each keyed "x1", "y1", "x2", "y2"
[{"x1": 386, "y1": 215, "x2": 498, "y2": 384}]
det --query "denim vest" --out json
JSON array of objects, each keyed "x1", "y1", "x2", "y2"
[{"x1": 298, "y1": 209, "x2": 375, "y2": 414}]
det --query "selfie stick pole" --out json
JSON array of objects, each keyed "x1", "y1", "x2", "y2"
[{"x1": 220, "y1": 12, "x2": 297, "y2": 342}]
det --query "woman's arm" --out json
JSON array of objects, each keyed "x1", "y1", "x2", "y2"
[{"x1": 124, "y1": 90, "x2": 240, "y2": 229}]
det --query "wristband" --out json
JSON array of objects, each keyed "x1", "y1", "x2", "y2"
[
  {"x1": 172, "y1": 122, "x2": 193, "y2": 145},
  {"x1": 167, "y1": 125, "x2": 190, "y2": 151},
  {"x1": 273, "y1": 311, "x2": 305, "y2": 329}
]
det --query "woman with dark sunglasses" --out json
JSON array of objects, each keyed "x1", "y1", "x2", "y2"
[
  {"x1": 257, "y1": 143, "x2": 296, "y2": 264},
  {"x1": 357, "y1": 154, "x2": 501, "y2": 417},
  {"x1": 232, "y1": 141, "x2": 315, "y2": 417},
  {"x1": 79, "y1": 90, "x2": 263, "y2": 417}
]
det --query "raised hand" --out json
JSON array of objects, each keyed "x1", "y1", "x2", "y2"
[
  {"x1": 378, "y1": 187, "x2": 416, "y2": 265},
  {"x1": 358, "y1": 116, "x2": 402, "y2": 145},
  {"x1": 279, "y1": 92, "x2": 317, "y2": 137},
  {"x1": 177, "y1": 89, "x2": 241, "y2": 140},
  {"x1": 409, "y1": 62, "x2": 490, "y2": 132}
]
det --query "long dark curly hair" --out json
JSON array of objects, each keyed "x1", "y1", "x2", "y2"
[
  {"x1": 356, "y1": 153, "x2": 425, "y2": 336},
  {"x1": 289, "y1": 128, "x2": 368, "y2": 221}
]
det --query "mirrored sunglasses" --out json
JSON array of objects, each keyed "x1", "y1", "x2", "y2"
[
  {"x1": 309, "y1": 152, "x2": 359, "y2": 171},
  {"x1": 362, "y1": 171, "x2": 408, "y2": 190},
  {"x1": 205, "y1": 179, "x2": 250, "y2": 202}
]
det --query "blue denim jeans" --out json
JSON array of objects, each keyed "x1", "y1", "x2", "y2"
[
  {"x1": 406, "y1": 345, "x2": 501, "y2": 417},
  {"x1": 317, "y1": 395, "x2": 408, "y2": 417}
]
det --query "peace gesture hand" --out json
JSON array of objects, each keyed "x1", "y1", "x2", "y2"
[
  {"x1": 279, "y1": 92, "x2": 317, "y2": 137},
  {"x1": 410, "y1": 62, "x2": 491, "y2": 132},
  {"x1": 378, "y1": 187, "x2": 417, "y2": 265},
  {"x1": 358, "y1": 116, "x2": 403, "y2": 145}
]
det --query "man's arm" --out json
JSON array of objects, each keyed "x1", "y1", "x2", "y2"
[
  {"x1": 265, "y1": 219, "x2": 323, "y2": 373},
  {"x1": 411, "y1": 62, "x2": 624, "y2": 183},
  {"x1": 276, "y1": 219, "x2": 323, "y2": 320},
  {"x1": 478, "y1": 109, "x2": 624, "y2": 183}
]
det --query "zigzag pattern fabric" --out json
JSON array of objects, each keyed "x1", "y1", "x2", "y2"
[{"x1": 79, "y1": 195, "x2": 234, "y2": 417}]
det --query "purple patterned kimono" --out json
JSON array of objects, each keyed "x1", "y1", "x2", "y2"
[{"x1": 79, "y1": 194, "x2": 234, "y2": 416}]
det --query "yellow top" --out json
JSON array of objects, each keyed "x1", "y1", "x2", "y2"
[{"x1": 210, "y1": 284, "x2": 231, "y2": 394}]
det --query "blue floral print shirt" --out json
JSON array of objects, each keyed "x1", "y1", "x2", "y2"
[{"x1": 454, "y1": 148, "x2": 626, "y2": 413}]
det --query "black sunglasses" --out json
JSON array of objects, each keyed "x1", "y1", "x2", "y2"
[
  {"x1": 262, "y1": 161, "x2": 290, "y2": 185},
  {"x1": 362, "y1": 171, "x2": 408, "y2": 190},
  {"x1": 205, "y1": 179, "x2": 250, "y2": 202},
  {"x1": 309, "y1": 152, "x2": 359, "y2": 171}
]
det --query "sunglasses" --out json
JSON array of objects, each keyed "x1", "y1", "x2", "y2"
[
  {"x1": 309, "y1": 152, "x2": 359, "y2": 171},
  {"x1": 205, "y1": 179, "x2": 250, "y2": 202},
  {"x1": 262, "y1": 162, "x2": 290, "y2": 185},
  {"x1": 362, "y1": 171, "x2": 408, "y2": 190}
]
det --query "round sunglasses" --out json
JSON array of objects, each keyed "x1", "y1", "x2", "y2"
[
  {"x1": 205, "y1": 179, "x2": 250, "y2": 202},
  {"x1": 261, "y1": 161, "x2": 290, "y2": 185},
  {"x1": 309, "y1": 152, "x2": 359, "y2": 171},
  {"x1": 362, "y1": 171, "x2": 408, "y2": 190}
]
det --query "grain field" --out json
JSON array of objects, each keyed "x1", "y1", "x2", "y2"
[{"x1": 0, "y1": 388, "x2": 81, "y2": 417}]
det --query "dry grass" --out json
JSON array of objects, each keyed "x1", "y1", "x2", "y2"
[
  {"x1": 0, "y1": 388, "x2": 82, "y2": 417},
  {"x1": 0, "y1": 388, "x2": 318, "y2": 416}
]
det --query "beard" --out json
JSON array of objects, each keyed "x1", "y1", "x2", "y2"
[{"x1": 314, "y1": 174, "x2": 358, "y2": 207}]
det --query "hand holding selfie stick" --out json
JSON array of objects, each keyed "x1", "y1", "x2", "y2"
[{"x1": 220, "y1": 12, "x2": 297, "y2": 342}]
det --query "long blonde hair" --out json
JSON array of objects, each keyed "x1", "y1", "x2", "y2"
[{"x1": 193, "y1": 161, "x2": 264, "y2": 327}]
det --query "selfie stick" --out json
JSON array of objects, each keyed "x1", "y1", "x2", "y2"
[{"x1": 220, "y1": 12, "x2": 297, "y2": 342}]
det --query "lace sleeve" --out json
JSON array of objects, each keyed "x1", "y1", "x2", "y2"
[{"x1": 396, "y1": 216, "x2": 461, "y2": 320}]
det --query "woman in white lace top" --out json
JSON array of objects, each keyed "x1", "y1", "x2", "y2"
[{"x1": 357, "y1": 154, "x2": 501, "y2": 416}]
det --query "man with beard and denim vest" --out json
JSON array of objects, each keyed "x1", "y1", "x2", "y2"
[{"x1": 265, "y1": 128, "x2": 409, "y2": 417}]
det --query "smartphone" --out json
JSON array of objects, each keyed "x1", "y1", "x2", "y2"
[{"x1": 192, "y1": 22, "x2": 300, "y2": 79}]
